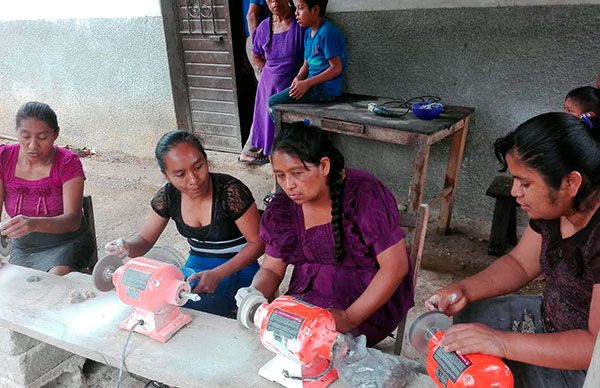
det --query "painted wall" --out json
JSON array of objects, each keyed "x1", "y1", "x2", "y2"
[
  {"x1": 327, "y1": 4, "x2": 600, "y2": 220},
  {"x1": 1, "y1": 1, "x2": 598, "y2": 221},
  {"x1": 0, "y1": 0, "x2": 175, "y2": 157}
]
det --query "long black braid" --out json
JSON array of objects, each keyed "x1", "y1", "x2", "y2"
[
  {"x1": 271, "y1": 122, "x2": 346, "y2": 262},
  {"x1": 265, "y1": 1, "x2": 296, "y2": 47}
]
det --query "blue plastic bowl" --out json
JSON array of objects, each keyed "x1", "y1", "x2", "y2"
[
  {"x1": 181, "y1": 267, "x2": 200, "y2": 289},
  {"x1": 411, "y1": 102, "x2": 445, "y2": 120}
]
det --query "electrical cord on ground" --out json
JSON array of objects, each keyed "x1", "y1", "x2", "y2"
[{"x1": 115, "y1": 319, "x2": 144, "y2": 388}]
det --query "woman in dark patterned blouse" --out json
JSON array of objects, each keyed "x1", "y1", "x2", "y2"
[
  {"x1": 426, "y1": 112, "x2": 600, "y2": 387},
  {"x1": 106, "y1": 130, "x2": 264, "y2": 316}
]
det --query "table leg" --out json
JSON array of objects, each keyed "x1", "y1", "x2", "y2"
[
  {"x1": 437, "y1": 116, "x2": 470, "y2": 234},
  {"x1": 408, "y1": 140, "x2": 431, "y2": 213}
]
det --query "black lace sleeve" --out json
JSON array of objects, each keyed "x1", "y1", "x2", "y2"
[
  {"x1": 223, "y1": 178, "x2": 255, "y2": 221},
  {"x1": 151, "y1": 184, "x2": 171, "y2": 219}
]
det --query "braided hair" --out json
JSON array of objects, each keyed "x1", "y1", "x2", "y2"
[
  {"x1": 271, "y1": 122, "x2": 345, "y2": 261},
  {"x1": 266, "y1": 1, "x2": 296, "y2": 47}
]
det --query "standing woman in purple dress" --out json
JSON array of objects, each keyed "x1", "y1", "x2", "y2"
[
  {"x1": 239, "y1": 122, "x2": 414, "y2": 346},
  {"x1": 239, "y1": 0, "x2": 305, "y2": 165}
]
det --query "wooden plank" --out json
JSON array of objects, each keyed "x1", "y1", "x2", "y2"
[
  {"x1": 193, "y1": 132, "x2": 243, "y2": 152},
  {"x1": 191, "y1": 110, "x2": 237, "y2": 126},
  {"x1": 190, "y1": 99, "x2": 236, "y2": 114},
  {"x1": 184, "y1": 50, "x2": 231, "y2": 64},
  {"x1": 188, "y1": 87, "x2": 234, "y2": 102},
  {"x1": 186, "y1": 63, "x2": 232, "y2": 77},
  {"x1": 193, "y1": 122, "x2": 238, "y2": 137},
  {"x1": 282, "y1": 112, "x2": 423, "y2": 146},
  {"x1": 437, "y1": 116, "x2": 470, "y2": 234},
  {"x1": 179, "y1": 19, "x2": 228, "y2": 35},
  {"x1": 161, "y1": 0, "x2": 193, "y2": 131},
  {"x1": 408, "y1": 140, "x2": 431, "y2": 212},
  {"x1": 181, "y1": 36, "x2": 230, "y2": 51},
  {"x1": 187, "y1": 75, "x2": 233, "y2": 89}
]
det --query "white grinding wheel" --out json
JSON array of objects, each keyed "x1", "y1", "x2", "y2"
[
  {"x1": 92, "y1": 254, "x2": 123, "y2": 292},
  {"x1": 236, "y1": 293, "x2": 266, "y2": 330},
  {"x1": 408, "y1": 310, "x2": 452, "y2": 354},
  {"x1": 0, "y1": 235, "x2": 9, "y2": 257}
]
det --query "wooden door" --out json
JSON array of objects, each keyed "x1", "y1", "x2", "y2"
[{"x1": 161, "y1": 0, "x2": 244, "y2": 153}]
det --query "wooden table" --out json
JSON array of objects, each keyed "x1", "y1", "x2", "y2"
[
  {"x1": 273, "y1": 94, "x2": 475, "y2": 234},
  {"x1": 0, "y1": 264, "x2": 434, "y2": 387}
]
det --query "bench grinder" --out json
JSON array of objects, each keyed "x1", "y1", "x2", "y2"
[
  {"x1": 238, "y1": 293, "x2": 345, "y2": 388},
  {"x1": 93, "y1": 254, "x2": 200, "y2": 342},
  {"x1": 409, "y1": 311, "x2": 514, "y2": 388}
]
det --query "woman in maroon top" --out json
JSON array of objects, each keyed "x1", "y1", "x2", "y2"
[
  {"x1": 242, "y1": 122, "x2": 413, "y2": 346},
  {"x1": 427, "y1": 112, "x2": 600, "y2": 386}
]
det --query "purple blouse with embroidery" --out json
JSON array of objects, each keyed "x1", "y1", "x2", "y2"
[
  {"x1": 260, "y1": 168, "x2": 414, "y2": 345},
  {"x1": 0, "y1": 144, "x2": 85, "y2": 218}
]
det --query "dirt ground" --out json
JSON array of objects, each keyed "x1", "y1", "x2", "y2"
[{"x1": 38, "y1": 150, "x2": 543, "y2": 387}]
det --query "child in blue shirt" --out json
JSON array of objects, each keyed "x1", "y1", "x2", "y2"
[{"x1": 268, "y1": 0, "x2": 347, "y2": 117}]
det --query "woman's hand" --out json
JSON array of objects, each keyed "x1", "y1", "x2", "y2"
[
  {"x1": 104, "y1": 239, "x2": 130, "y2": 259},
  {"x1": 440, "y1": 323, "x2": 508, "y2": 358},
  {"x1": 189, "y1": 269, "x2": 223, "y2": 294},
  {"x1": 327, "y1": 308, "x2": 356, "y2": 333},
  {"x1": 425, "y1": 283, "x2": 469, "y2": 316},
  {"x1": 289, "y1": 79, "x2": 310, "y2": 99},
  {"x1": 0, "y1": 215, "x2": 36, "y2": 238}
]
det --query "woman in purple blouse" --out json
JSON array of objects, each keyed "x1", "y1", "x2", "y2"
[
  {"x1": 245, "y1": 122, "x2": 413, "y2": 346},
  {"x1": 427, "y1": 113, "x2": 600, "y2": 386},
  {"x1": 0, "y1": 102, "x2": 93, "y2": 274}
]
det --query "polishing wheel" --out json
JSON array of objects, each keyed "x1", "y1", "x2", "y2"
[
  {"x1": 408, "y1": 310, "x2": 452, "y2": 354},
  {"x1": 92, "y1": 254, "x2": 123, "y2": 291},
  {"x1": 0, "y1": 235, "x2": 9, "y2": 257},
  {"x1": 236, "y1": 292, "x2": 266, "y2": 330}
]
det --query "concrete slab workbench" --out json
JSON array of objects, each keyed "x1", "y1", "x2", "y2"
[
  {"x1": 273, "y1": 94, "x2": 475, "y2": 234},
  {"x1": 0, "y1": 264, "x2": 434, "y2": 387}
]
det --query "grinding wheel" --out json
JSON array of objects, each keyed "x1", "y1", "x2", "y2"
[
  {"x1": 0, "y1": 235, "x2": 9, "y2": 257},
  {"x1": 92, "y1": 254, "x2": 123, "y2": 292},
  {"x1": 236, "y1": 292, "x2": 266, "y2": 331},
  {"x1": 408, "y1": 310, "x2": 452, "y2": 354}
]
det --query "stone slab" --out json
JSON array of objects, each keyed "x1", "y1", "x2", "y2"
[{"x1": 0, "y1": 265, "x2": 435, "y2": 388}]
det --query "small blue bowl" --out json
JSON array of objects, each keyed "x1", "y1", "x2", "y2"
[
  {"x1": 181, "y1": 267, "x2": 199, "y2": 289},
  {"x1": 411, "y1": 102, "x2": 445, "y2": 120}
]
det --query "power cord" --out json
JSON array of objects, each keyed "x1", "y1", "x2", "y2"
[
  {"x1": 115, "y1": 319, "x2": 144, "y2": 388},
  {"x1": 367, "y1": 95, "x2": 441, "y2": 117}
]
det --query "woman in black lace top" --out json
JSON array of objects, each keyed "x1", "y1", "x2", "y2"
[
  {"x1": 106, "y1": 130, "x2": 264, "y2": 316},
  {"x1": 426, "y1": 113, "x2": 600, "y2": 387}
]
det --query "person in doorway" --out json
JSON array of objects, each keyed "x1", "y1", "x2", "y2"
[
  {"x1": 267, "y1": 0, "x2": 347, "y2": 114},
  {"x1": 239, "y1": 0, "x2": 305, "y2": 165},
  {"x1": 426, "y1": 112, "x2": 600, "y2": 386},
  {"x1": 0, "y1": 102, "x2": 93, "y2": 275},
  {"x1": 563, "y1": 86, "x2": 600, "y2": 118},
  {"x1": 244, "y1": 0, "x2": 267, "y2": 80},
  {"x1": 237, "y1": 122, "x2": 414, "y2": 346},
  {"x1": 106, "y1": 130, "x2": 264, "y2": 317}
]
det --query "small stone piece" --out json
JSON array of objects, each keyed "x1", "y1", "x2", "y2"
[{"x1": 26, "y1": 275, "x2": 41, "y2": 283}]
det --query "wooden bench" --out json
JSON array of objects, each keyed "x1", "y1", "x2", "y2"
[
  {"x1": 486, "y1": 175, "x2": 517, "y2": 256},
  {"x1": 272, "y1": 94, "x2": 474, "y2": 234}
]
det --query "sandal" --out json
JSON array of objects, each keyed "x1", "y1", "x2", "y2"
[{"x1": 239, "y1": 154, "x2": 269, "y2": 166}]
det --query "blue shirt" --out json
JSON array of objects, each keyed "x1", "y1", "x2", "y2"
[
  {"x1": 304, "y1": 19, "x2": 347, "y2": 97},
  {"x1": 242, "y1": 0, "x2": 266, "y2": 38}
]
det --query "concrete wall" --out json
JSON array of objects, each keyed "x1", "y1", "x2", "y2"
[
  {"x1": 328, "y1": 4, "x2": 600, "y2": 219},
  {"x1": 1, "y1": 2, "x2": 599, "y2": 221},
  {"x1": 0, "y1": 0, "x2": 175, "y2": 157}
]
